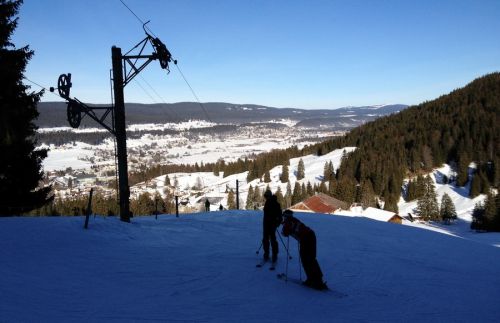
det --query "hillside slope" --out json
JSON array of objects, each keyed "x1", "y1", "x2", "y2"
[{"x1": 1, "y1": 212, "x2": 499, "y2": 322}]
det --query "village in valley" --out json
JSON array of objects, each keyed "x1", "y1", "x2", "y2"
[{"x1": 39, "y1": 119, "x2": 342, "y2": 209}]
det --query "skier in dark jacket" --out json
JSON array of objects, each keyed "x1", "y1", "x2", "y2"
[
  {"x1": 281, "y1": 209, "x2": 327, "y2": 290},
  {"x1": 262, "y1": 190, "x2": 282, "y2": 263}
]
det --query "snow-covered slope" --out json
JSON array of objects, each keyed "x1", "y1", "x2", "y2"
[
  {"x1": 1, "y1": 212, "x2": 499, "y2": 322},
  {"x1": 139, "y1": 147, "x2": 357, "y2": 209},
  {"x1": 145, "y1": 148, "x2": 486, "y2": 227}
]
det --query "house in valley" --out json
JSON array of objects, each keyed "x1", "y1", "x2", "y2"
[{"x1": 289, "y1": 193, "x2": 349, "y2": 214}]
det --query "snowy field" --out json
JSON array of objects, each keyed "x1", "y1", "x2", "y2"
[
  {"x1": 38, "y1": 121, "x2": 337, "y2": 172},
  {"x1": 1, "y1": 211, "x2": 499, "y2": 322}
]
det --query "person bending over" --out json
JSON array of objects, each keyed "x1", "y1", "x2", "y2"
[{"x1": 281, "y1": 209, "x2": 327, "y2": 290}]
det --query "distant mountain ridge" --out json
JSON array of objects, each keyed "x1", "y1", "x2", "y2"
[{"x1": 35, "y1": 102, "x2": 407, "y2": 130}]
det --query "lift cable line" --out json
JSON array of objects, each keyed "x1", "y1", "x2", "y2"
[
  {"x1": 117, "y1": 0, "x2": 212, "y2": 124},
  {"x1": 118, "y1": 0, "x2": 158, "y2": 39},
  {"x1": 173, "y1": 63, "x2": 213, "y2": 124},
  {"x1": 23, "y1": 76, "x2": 66, "y2": 100},
  {"x1": 116, "y1": 0, "x2": 239, "y2": 168},
  {"x1": 135, "y1": 73, "x2": 181, "y2": 121}
]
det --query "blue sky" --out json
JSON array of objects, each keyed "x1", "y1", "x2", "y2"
[{"x1": 14, "y1": 0, "x2": 500, "y2": 109}]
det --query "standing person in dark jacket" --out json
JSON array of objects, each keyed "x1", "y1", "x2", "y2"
[
  {"x1": 281, "y1": 209, "x2": 327, "y2": 290},
  {"x1": 262, "y1": 190, "x2": 282, "y2": 263}
]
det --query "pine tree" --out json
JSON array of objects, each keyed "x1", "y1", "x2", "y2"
[
  {"x1": 163, "y1": 194, "x2": 175, "y2": 214},
  {"x1": 469, "y1": 172, "x2": 482, "y2": 198},
  {"x1": 383, "y1": 194, "x2": 399, "y2": 213},
  {"x1": 131, "y1": 192, "x2": 155, "y2": 215},
  {"x1": 306, "y1": 181, "x2": 313, "y2": 197},
  {"x1": 264, "y1": 170, "x2": 271, "y2": 183},
  {"x1": 323, "y1": 161, "x2": 334, "y2": 182},
  {"x1": 291, "y1": 182, "x2": 302, "y2": 205},
  {"x1": 164, "y1": 174, "x2": 171, "y2": 187},
  {"x1": 319, "y1": 181, "x2": 328, "y2": 194},
  {"x1": 426, "y1": 175, "x2": 439, "y2": 221},
  {"x1": 246, "y1": 164, "x2": 254, "y2": 182},
  {"x1": 328, "y1": 178, "x2": 337, "y2": 196},
  {"x1": 360, "y1": 180, "x2": 376, "y2": 208},
  {"x1": 280, "y1": 164, "x2": 289, "y2": 183},
  {"x1": 406, "y1": 179, "x2": 417, "y2": 201},
  {"x1": 227, "y1": 189, "x2": 236, "y2": 209},
  {"x1": 483, "y1": 192, "x2": 497, "y2": 229},
  {"x1": 92, "y1": 192, "x2": 107, "y2": 215},
  {"x1": 335, "y1": 177, "x2": 356, "y2": 204},
  {"x1": 253, "y1": 186, "x2": 262, "y2": 209},
  {"x1": 440, "y1": 193, "x2": 457, "y2": 224},
  {"x1": 246, "y1": 185, "x2": 254, "y2": 210},
  {"x1": 301, "y1": 183, "x2": 307, "y2": 200},
  {"x1": 285, "y1": 182, "x2": 292, "y2": 208},
  {"x1": 275, "y1": 186, "x2": 285, "y2": 208},
  {"x1": 323, "y1": 162, "x2": 329, "y2": 182},
  {"x1": 471, "y1": 201, "x2": 486, "y2": 230},
  {"x1": 0, "y1": 0, "x2": 53, "y2": 215},
  {"x1": 329, "y1": 161, "x2": 335, "y2": 181},
  {"x1": 153, "y1": 192, "x2": 166, "y2": 214},
  {"x1": 415, "y1": 174, "x2": 426, "y2": 199},
  {"x1": 416, "y1": 176, "x2": 439, "y2": 221},
  {"x1": 297, "y1": 158, "x2": 305, "y2": 180}
]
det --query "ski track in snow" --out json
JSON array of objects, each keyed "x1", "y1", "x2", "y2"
[{"x1": 1, "y1": 211, "x2": 499, "y2": 322}]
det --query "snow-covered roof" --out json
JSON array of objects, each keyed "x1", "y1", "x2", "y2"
[
  {"x1": 362, "y1": 207, "x2": 398, "y2": 222},
  {"x1": 290, "y1": 193, "x2": 348, "y2": 214},
  {"x1": 333, "y1": 206, "x2": 399, "y2": 222}
]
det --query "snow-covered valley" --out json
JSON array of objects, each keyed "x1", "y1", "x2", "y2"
[{"x1": 38, "y1": 120, "x2": 342, "y2": 201}]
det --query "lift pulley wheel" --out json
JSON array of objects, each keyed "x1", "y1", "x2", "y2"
[
  {"x1": 67, "y1": 101, "x2": 82, "y2": 128},
  {"x1": 151, "y1": 37, "x2": 172, "y2": 71},
  {"x1": 58, "y1": 73, "x2": 72, "y2": 98}
]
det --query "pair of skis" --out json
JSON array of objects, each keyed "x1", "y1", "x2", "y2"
[
  {"x1": 257, "y1": 260, "x2": 345, "y2": 296},
  {"x1": 276, "y1": 273, "x2": 347, "y2": 297},
  {"x1": 256, "y1": 259, "x2": 277, "y2": 271}
]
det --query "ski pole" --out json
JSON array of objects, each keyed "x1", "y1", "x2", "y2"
[
  {"x1": 298, "y1": 242, "x2": 302, "y2": 281},
  {"x1": 256, "y1": 241, "x2": 263, "y2": 254},
  {"x1": 285, "y1": 236, "x2": 290, "y2": 282},
  {"x1": 276, "y1": 230, "x2": 292, "y2": 259}
]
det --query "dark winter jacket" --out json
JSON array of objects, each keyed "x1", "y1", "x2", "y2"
[
  {"x1": 263, "y1": 195, "x2": 282, "y2": 229},
  {"x1": 282, "y1": 216, "x2": 313, "y2": 242}
]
